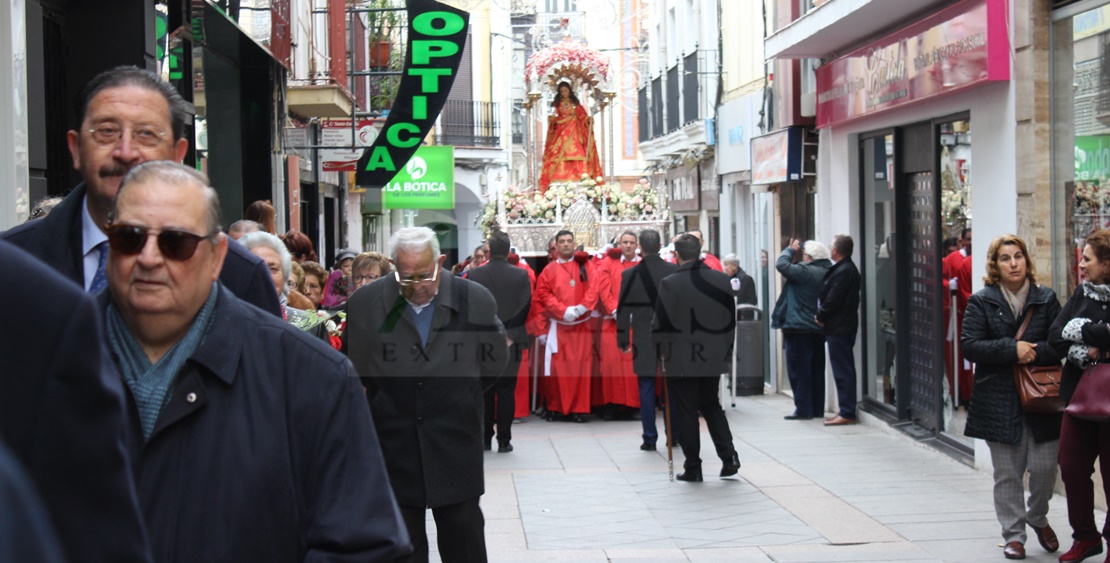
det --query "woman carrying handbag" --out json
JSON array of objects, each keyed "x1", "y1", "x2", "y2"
[
  {"x1": 1050, "y1": 228, "x2": 1110, "y2": 563},
  {"x1": 964, "y1": 234, "x2": 1063, "y2": 560}
]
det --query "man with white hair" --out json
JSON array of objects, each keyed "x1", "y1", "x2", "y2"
[
  {"x1": 771, "y1": 238, "x2": 833, "y2": 420},
  {"x1": 101, "y1": 161, "x2": 409, "y2": 561},
  {"x1": 227, "y1": 219, "x2": 261, "y2": 240},
  {"x1": 348, "y1": 226, "x2": 508, "y2": 563}
]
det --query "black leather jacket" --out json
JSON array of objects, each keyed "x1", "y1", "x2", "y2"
[{"x1": 962, "y1": 283, "x2": 1062, "y2": 444}]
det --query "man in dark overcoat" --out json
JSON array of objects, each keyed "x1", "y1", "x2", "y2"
[
  {"x1": 816, "y1": 234, "x2": 862, "y2": 426},
  {"x1": 466, "y1": 230, "x2": 532, "y2": 453},
  {"x1": 0, "y1": 65, "x2": 279, "y2": 317},
  {"x1": 348, "y1": 226, "x2": 508, "y2": 563},
  {"x1": 651, "y1": 234, "x2": 741, "y2": 482},
  {"x1": 101, "y1": 161, "x2": 409, "y2": 562},
  {"x1": 0, "y1": 239, "x2": 149, "y2": 563},
  {"x1": 616, "y1": 229, "x2": 677, "y2": 451}
]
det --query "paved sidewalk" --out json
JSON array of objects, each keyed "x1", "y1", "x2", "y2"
[{"x1": 424, "y1": 393, "x2": 1086, "y2": 562}]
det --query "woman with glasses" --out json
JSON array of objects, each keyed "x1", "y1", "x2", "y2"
[{"x1": 351, "y1": 251, "x2": 391, "y2": 291}]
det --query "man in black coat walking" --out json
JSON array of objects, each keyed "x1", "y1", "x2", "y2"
[
  {"x1": 0, "y1": 240, "x2": 149, "y2": 563},
  {"x1": 651, "y1": 234, "x2": 741, "y2": 482},
  {"x1": 0, "y1": 66, "x2": 279, "y2": 317},
  {"x1": 816, "y1": 234, "x2": 862, "y2": 425},
  {"x1": 348, "y1": 226, "x2": 507, "y2": 563},
  {"x1": 467, "y1": 230, "x2": 532, "y2": 452},
  {"x1": 617, "y1": 229, "x2": 677, "y2": 451}
]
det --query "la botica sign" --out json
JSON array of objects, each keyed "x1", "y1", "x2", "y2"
[
  {"x1": 814, "y1": 0, "x2": 1009, "y2": 128},
  {"x1": 382, "y1": 146, "x2": 455, "y2": 210}
]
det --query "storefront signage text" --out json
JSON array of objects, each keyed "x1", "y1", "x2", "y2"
[
  {"x1": 382, "y1": 146, "x2": 455, "y2": 209},
  {"x1": 356, "y1": 0, "x2": 469, "y2": 187},
  {"x1": 815, "y1": 0, "x2": 1009, "y2": 128},
  {"x1": 751, "y1": 127, "x2": 802, "y2": 185}
]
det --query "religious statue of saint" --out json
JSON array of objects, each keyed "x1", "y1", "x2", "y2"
[{"x1": 538, "y1": 81, "x2": 604, "y2": 192}]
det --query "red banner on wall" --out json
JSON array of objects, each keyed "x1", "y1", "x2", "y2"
[
  {"x1": 328, "y1": 0, "x2": 348, "y2": 89},
  {"x1": 814, "y1": 0, "x2": 1009, "y2": 128}
]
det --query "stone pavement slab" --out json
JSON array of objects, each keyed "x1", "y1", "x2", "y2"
[{"x1": 411, "y1": 393, "x2": 1092, "y2": 562}]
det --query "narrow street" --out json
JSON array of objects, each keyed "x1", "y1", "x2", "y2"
[{"x1": 424, "y1": 394, "x2": 1085, "y2": 562}]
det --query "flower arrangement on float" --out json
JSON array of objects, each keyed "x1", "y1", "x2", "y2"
[
  {"x1": 478, "y1": 175, "x2": 663, "y2": 235},
  {"x1": 525, "y1": 41, "x2": 611, "y2": 84}
]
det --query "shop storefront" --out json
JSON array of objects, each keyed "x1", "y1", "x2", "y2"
[
  {"x1": 1051, "y1": 0, "x2": 1110, "y2": 304},
  {"x1": 814, "y1": 0, "x2": 1011, "y2": 461}
]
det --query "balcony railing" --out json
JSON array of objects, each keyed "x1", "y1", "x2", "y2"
[{"x1": 434, "y1": 100, "x2": 501, "y2": 148}]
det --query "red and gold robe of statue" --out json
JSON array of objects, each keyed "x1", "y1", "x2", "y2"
[
  {"x1": 538, "y1": 100, "x2": 604, "y2": 192},
  {"x1": 594, "y1": 254, "x2": 640, "y2": 409},
  {"x1": 534, "y1": 258, "x2": 600, "y2": 415}
]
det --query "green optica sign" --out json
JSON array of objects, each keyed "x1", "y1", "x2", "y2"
[{"x1": 382, "y1": 146, "x2": 454, "y2": 210}]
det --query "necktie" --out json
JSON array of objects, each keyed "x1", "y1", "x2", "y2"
[{"x1": 89, "y1": 241, "x2": 109, "y2": 293}]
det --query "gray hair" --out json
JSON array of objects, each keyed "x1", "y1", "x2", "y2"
[
  {"x1": 110, "y1": 160, "x2": 222, "y2": 235},
  {"x1": 388, "y1": 226, "x2": 440, "y2": 261},
  {"x1": 228, "y1": 219, "x2": 261, "y2": 239},
  {"x1": 803, "y1": 240, "x2": 830, "y2": 261},
  {"x1": 238, "y1": 231, "x2": 292, "y2": 295},
  {"x1": 722, "y1": 254, "x2": 740, "y2": 268}
]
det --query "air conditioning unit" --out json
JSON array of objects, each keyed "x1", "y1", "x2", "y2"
[{"x1": 801, "y1": 91, "x2": 816, "y2": 118}]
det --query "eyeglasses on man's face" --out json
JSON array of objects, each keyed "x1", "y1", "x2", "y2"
[
  {"x1": 86, "y1": 125, "x2": 168, "y2": 148},
  {"x1": 394, "y1": 267, "x2": 438, "y2": 287}
]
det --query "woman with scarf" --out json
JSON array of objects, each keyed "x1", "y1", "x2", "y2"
[
  {"x1": 963, "y1": 234, "x2": 1062, "y2": 560},
  {"x1": 1050, "y1": 228, "x2": 1110, "y2": 563}
]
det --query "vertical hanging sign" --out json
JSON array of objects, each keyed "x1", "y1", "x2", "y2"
[{"x1": 355, "y1": 0, "x2": 469, "y2": 187}]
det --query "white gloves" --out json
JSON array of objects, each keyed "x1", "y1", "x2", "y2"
[
  {"x1": 949, "y1": 277, "x2": 958, "y2": 290},
  {"x1": 562, "y1": 305, "x2": 591, "y2": 322},
  {"x1": 730, "y1": 278, "x2": 741, "y2": 292},
  {"x1": 537, "y1": 334, "x2": 548, "y2": 346}
]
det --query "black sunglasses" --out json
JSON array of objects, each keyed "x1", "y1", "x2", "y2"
[{"x1": 105, "y1": 224, "x2": 216, "y2": 261}]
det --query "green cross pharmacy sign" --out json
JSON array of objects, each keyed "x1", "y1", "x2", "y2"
[{"x1": 382, "y1": 146, "x2": 455, "y2": 210}]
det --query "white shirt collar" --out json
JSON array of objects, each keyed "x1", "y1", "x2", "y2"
[
  {"x1": 557, "y1": 256, "x2": 572, "y2": 264},
  {"x1": 81, "y1": 194, "x2": 108, "y2": 256},
  {"x1": 621, "y1": 254, "x2": 640, "y2": 264},
  {"x1": 960, "y1": 248, "x2": 968, "y2": 257}
]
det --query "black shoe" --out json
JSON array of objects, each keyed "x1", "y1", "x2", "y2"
[
  {"x1": 676, "y1": 469, "x2": 703, "y2": 482},
  {"x1": 497, "y1": 443, "x2": 513, "y2": 453},
  {"x1": 720, "y1": 453, "x2": 741, "y2": 477},
  {"x1": 784, "y1": 413, "x2": 813, "y2": 420},
  {"x1": 571, "y1": 414, "x2": 588, "y2": 423},
  {"x1": 602, "y1": 405, "x2": 616, "y2": 421},
  {"x1": 640, "y1": 442, "x2": 656, "y2": 451}
]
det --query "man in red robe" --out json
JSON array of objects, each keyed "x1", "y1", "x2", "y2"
[
  {"x1": 534, "y1": 230, "x2": 600, "y2": 422},
  {"x1": 509, "y1": 253, "x2": 538, "y2": 419},
  {"x1": 665, "y1": 230, "x2": 723, "y2": 272},
  {"x1": 942, "y1": 228, "x2": 973, "y2": 403},
  {"x1": 595, "y1": 232, "x2": 642, "y2": 418}
]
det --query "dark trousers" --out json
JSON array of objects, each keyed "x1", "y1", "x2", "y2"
[
  {"x1": 825, "y1": 333, "x2": 857, "y2": 419},
  {"x1": 484, "y1": 352, "x2": 522, "y2": 446},
  {"x1": 637, "y1": 373, "x2": 658, "y2": 444},
  {"x1": 667, "y1": 375, "x2": 736, "y2": 471},
  {"x1": 398, "y1": 498, "x2": 486, "y2": 563},
  {"x1": 783, "y1": 332, "x2": 825, "y2": 417},
  {"x1": 1059, "y1": 413, "x2": 1110, "y2": 542}
]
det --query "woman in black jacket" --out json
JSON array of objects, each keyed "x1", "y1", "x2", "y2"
[
  {"x1": 963, "y1": 234, "x2": 1063, "y2": 560},
  {"x1": 1050, "y1": 228, "x2": 1110, "y2": 563}
]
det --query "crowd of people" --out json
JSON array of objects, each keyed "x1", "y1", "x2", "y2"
[{"x1": 16, "y1": 64, "x2": 1110, "y2": 563}]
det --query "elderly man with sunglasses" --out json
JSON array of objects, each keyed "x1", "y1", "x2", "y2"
[
  {"x1": 100, "y1": 161, "x2": 410, "y2": 562},
  {"x1": 348, "y1": 226, "x2": 508, "y2": 563},
  {"x1": 0, "y1": 65, "x2": 279, "y2": 317}
]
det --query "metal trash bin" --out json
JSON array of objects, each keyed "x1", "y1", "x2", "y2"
[{"x1": 733, "y1": 304, "x2": 764, "y2": 396}]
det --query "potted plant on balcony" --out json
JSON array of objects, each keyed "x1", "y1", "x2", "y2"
[{"x1": 368, "y1": 0, "x2": 401, "y2": 68}]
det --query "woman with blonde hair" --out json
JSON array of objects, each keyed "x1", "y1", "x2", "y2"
[{"x1": 963, "y1": 234, "x2": 1062, "y2": 559}]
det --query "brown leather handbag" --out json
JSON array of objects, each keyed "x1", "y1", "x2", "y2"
[{"x1": 1012, "y1": 306, "x2": 1064, "y2": 414}]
